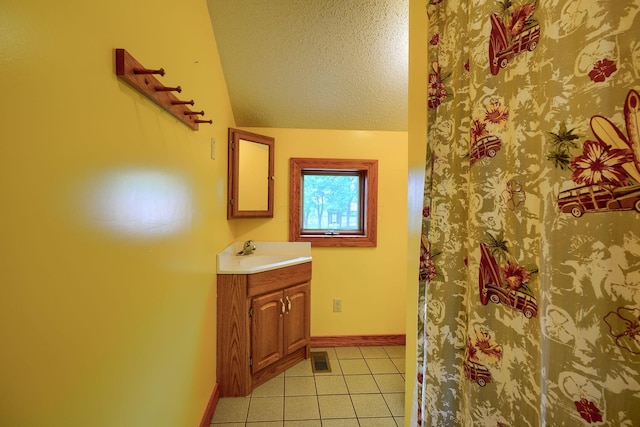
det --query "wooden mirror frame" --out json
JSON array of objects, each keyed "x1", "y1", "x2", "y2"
[{"x1": 227, "y1": 128, "x2": 275, "y2": 219}]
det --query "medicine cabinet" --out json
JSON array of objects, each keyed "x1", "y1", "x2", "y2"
[{"x1": 227, "y1": 128, "x2": 275, "y2": 219}]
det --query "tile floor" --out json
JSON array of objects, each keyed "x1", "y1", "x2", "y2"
[{"x1": 210, "y1": 346, "x2": 406, "y2": 427}]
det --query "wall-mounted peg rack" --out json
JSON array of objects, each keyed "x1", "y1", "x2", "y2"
[{"x1": 115, "y1": 48, "x2": 212, "y2": 130}]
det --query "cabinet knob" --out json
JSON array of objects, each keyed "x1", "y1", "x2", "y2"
[
  {"x1": 286, "y1": 296, "x2": 292, "y2": 313},
  {"x1": 280, "y1": 298, "x2": 285, "y2": 316}
]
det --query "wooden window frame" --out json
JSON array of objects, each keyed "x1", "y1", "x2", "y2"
[{"x1": 289, "y1": 158, "x2": 378, "y2": 247}]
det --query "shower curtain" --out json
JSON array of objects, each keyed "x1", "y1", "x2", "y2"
[{"x1": 414, "y1": 0, "x2": 640, "y2": 425}]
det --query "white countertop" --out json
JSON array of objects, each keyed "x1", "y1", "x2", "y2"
[{"x1": 217, "y1": 241, "x2": 312, "y2": 274}]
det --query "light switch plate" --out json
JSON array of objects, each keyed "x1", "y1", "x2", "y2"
[{"x1": 211, "y1": 138, "x2": 216, "y2": 159}]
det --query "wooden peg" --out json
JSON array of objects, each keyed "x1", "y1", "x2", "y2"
[
  {"x1": 171, "y1": 99, "x2": 195, "y2": 106},
  {"x1": 155, "y1": 85, "x2": 181, "y2": 93},
  {"x1": 134, "y1": 67, "x2": 165, "y2": 76},
  {"x1": 195, "y1": 119, "x2": 213, "y2": 124},
  {"x1": 184, "y1": 110, "x2": 204, "y2": 116}
]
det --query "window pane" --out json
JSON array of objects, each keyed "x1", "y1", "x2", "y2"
[
  {"x1": 289, "y1": 157, "x2": 377, "y2": 247},
  {"x1": 302, "y1": 174, "x2": 361, "y2": 231}
]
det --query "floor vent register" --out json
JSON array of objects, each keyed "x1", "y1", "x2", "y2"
[{"x1": 310, "y1": 351, "x2": 331, "y2": 373}]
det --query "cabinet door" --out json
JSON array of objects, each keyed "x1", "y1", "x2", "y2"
[
  {"x1": 251, "y1": 290, "x2": 284, "y2": 373},
  {"x1": 283, "y1": 282, "x2": 310, "y2": 355}
]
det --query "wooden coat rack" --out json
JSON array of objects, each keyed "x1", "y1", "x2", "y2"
[{"x1": 115, "y1": 48, "x2": 212, "y2": 130}]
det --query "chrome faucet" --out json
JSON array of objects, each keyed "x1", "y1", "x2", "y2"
[{"x1": 237, "y1": 240, "x2": 256, "y2": 256}]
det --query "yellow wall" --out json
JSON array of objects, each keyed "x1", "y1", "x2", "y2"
[
  {"x1": 231, "y1": 128, "x2": 408, "y2": 336},
  {"x1": 0, "y1": 0, "x2": 234, "y2": 426},
  {"x1": 405, "y1": 0, "x2": 429, "y2": 423},
  {"x1": 0, "y1": 0, "x2": 419, "y2": 425}
]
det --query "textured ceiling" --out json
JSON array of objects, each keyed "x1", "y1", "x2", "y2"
[{"x1": 206, "y1": 0, "x2": 408, "y2": 131}]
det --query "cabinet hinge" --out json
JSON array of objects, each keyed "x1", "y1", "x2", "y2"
[
  {"x1": 230, "y1": 198, "x2": 235, "y2": 206},
  {"x1": 249, "y1": 306, "x2": 253, "y2": 317},
  {"x1": 249, "y1": 357, "x2": 253, "y2": 368},
  {"x1": 231, "y1": 141, "x2": 235, "y2": 150}
]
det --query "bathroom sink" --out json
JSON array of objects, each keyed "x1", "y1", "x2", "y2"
[{"x1": 217, "y1": 241, "x2": 312, "y2": 274}]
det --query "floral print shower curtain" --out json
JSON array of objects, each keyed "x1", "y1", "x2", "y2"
[{"x1": 415, "y1": 0, "x2": 640, "y2": 425}]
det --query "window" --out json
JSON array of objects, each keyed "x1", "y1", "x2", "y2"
[{"x1": 289, "y1": 158, "x2": 378, "y2": 247}]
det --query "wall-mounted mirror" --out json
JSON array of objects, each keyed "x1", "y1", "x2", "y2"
[{"x1": 227, "y1": 128, "x2": 275, "y2": 219}]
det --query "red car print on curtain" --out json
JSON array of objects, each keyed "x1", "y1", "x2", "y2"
[
  {"x1": 488, "y1": 2, "x2": 540, "y2": 75},
  {"x1": 469, "y1": 99, "x2": 509, "y2": 166},
  {"x1": 478, "y1": 242, "x2": 538, "y2": 319},
  {"x1": 463, "y1": 325, "x2": 503, "y2": 387}
]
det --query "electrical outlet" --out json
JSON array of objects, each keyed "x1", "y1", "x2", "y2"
[
  {"x1": 333, "y1": 298, "x2": 342, "y2": 312},
  {"x1": 210, "y1": 138, "x2": 216, "y2": 159}
]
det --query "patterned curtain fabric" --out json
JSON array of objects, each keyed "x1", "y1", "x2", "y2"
[{"x1": 415, "y1": 0, "x2": 640, "y2": 425}]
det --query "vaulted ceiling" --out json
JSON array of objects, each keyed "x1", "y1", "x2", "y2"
[{"x1": 206, "y1": 0, "x2": 408, "y2": 131}]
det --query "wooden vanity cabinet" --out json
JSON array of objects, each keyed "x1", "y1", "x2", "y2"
[
  {"x1": 217, "y1": 262, "x2": 311, "y2": 397},
  {"x1": 251, "y1": 282, "x2": 310, "y2": 373}
]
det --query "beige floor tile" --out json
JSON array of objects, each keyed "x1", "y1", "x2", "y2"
[
  {"x1": 285, "y1": 376, "x2": 316, "y2": 396},
  {"x1": 344, "y1": 374, "x2": 380, "y2": 394},
  {"x1": 211, "y1": 397, "x2": 250, "y2": 423},
  {"x1": 210, "y1": 423, "x2": 245, "y2": 427},
  {"x1": 284, "y1": 420, "x2": 322, "y2": 427},
  {"x1": 284, "y1": 395, "x2": 320, "y2": 420},
  {"x1": 391, "y1": 357, "x2": 405, "y2": 374},
  {"x1": 358, "y1": 417, "x2": 398, "y2": 427},
  {"x1": 394, "y1": 416, "x2": 405, "y2": 426},
  {"x1": 246, "y1": 422, "x2": 283, "y2": 427},
  {"x1": 335, "y1": 347, "x2": 363, "y2": 359},
  {"x1": 318, "y1": 395, "x2": 356, "y2": 419},
  {"x1": 374, "y1": 374, "x2": 405, "y2": 393},
  {"x1": 247, "y1": 396, "x2": 284, "y2": 422},
  {"x1": 351, "y1": 394, "x2": 392, "y2": 418},
  {"x1": 366, "y1": 358, "x2": 399, "y2": 374},
  {"x1": 360, "y1": 346, "x2": 388, "y2": 358},
  {"x1": 285, "y1": 360, "x2": 314, "y2": 377},
  {"x1": 315, "y1": 375, "x2": 348, "y2": 395},
  {"x1": 383, "y1": 346, "x2": 406, "y2": 358},
  {"x1": 339, "y1": 359, "x2": 370, "y2": 374},
  {"x1": 253, "y1": 376, "x2": 285, "y2": 397},
  {"x1": 321, "y1": 419, "x2": 359, "y2": 427},
  {"x1": 383, "y1": 393, "x2": 405, "y2": 416}
]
